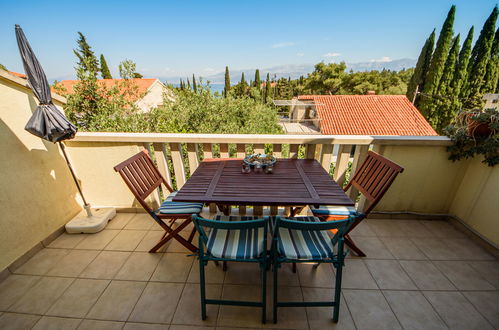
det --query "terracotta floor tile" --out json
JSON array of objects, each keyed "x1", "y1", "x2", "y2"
[
  {"x1": 9, "y1": 276, "x2": 74, "y2": 314},
  {"x1": 74, "y1": 230, "x2": 120, "y2": 250},
  {"x1": 46, "y1": 278, "x2": 109, "y2": 318},
  {"x1": 423, "y1": 291, "x2": 493, "y2": 330},
  {"x1": 468, "y1": 261, "x2": 499, "y2": 289},
  {"x1": 434, "y1": 261, "x2": 495, "y2": 290},
  {"x1": 13, "y1": 248, "x2": 69, "y2": 275},
  {"x1": 135, "y1": 231, "x2": 169, "y2": 252},
  {"x1": 79, "y1": 251, "x2": 130, "y2": 279},
  {"x1": 48, "y1": 233, "x2": 86, "y2": 249},
  {"x1": 297, "y1": 263, "x2": 335, "y2": 288},
  {"x1": 399, "y1": 260, "x2": 455, "y2": 290},
  {"x1": 264, "y1": 286, "x2": 307, "y2": 329},
  {"x1": 383, "y1": 290, "x2": 447, "y2": 330},
  {"x1": 343, "y1": 289, "x2": 401, "y2": 330},
  {"x1": 364, "y1": 260, "x2": 417, "y2": 290},
  {"x1": 188, "y1": 260, "x2": 226, "y2": 285},
  {"x1": 462, "y1": 291, "x2": 499, "y2": 328},
  {"x1": 342, "y1": 259, "x2": 378, "y2": 290},
  {"x1": 411, "y1": 238, "x2": 460, "y2": 260},
  {"x1": 380, "y1": 237, "x2": 427, "y2": 260},
  {"x1": 348, "y1": 220, "x2": 376, "y2": 237},
  {"x1": 224, "y1": 262, "x2": 262, "y2": 286},
  {"x1": 443, "y1": 238, "x2": 495, "y2": 261},
  {"x1": 106, "y1": 213, "x2": 135, "y2": 230},
  {"x1": 123, "y1": 323, "x2": 169, "y2": 330},
  {"x1": 105, "y1": 230, "x2": 148, "y2": 251},
  {"x1": 46, "y1": 250, "x2": 99, "y2": 277},
  {"x1": 32, "y1": 316, "x2": 82, "y2": 330},
  {"x1": 87, "y1": 280, "x2": 146, "y2": 321},
  {"x1": 420, "y1": 221, "x2": 466, "y2": 239},
  {"x1": 394, "y1": 220, "x2": 434, "y2": 238},
  {"x1": 0, "y1": 275, "x2": 40, "y2": 310},
  {"x1": 350, "y1": 236, "x2": 394, "y2": 259},
  {"x1": 128, "y1": 282, "x2": 184, "y2": 324},
  {"x1": 77, "y1": 319, "x2": 124, "y2": 330},
  {"x1": 115, "y1": 252, "x2": 162, "y2": 281},
  {"x1": 217, "y1": 284, "x2": 263, "y2": 328},
  {"x1": 172, "y1": 283, "x2": 222, "y2": 326},
  {"x1": 302, "y1": 289, "x2": 355, "y2": 330},
  {"x1": 124, "y1": 214, "x2": 154, "y2": 230},
  {"x1": 150, "y1": 253, "x2": 194, "y2": 283},
  {"x1": 0, "y1": 312, "x2": 40, "y2": 329},
  {"x1": 265, "y1": 263, "x2": 300, "y2": 287},
  {"x1": 366, "y1": 219, "x2": 407, "y2": 237}
]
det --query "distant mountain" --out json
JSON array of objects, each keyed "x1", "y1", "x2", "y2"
[{"x1": 162, "y1": 58, "x2": 415, "y2": 84}]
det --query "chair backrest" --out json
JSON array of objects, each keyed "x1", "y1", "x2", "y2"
[
  {"x1": 114, "y1": 150, "x2": 172, "y2": 213},
  {"x1": 273, "y1": 216, "x2": 356, "y2": 245},
  {"x1": 192, "y1": 214, "x2": 268, "y2": 254},
  {"x1": 344, "y1": 150, "x2": 404, "y2": 215}
]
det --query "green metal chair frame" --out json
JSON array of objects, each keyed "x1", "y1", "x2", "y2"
[
  {"x1": 271, "y1": 215, "x2": 357, "y2": 323},
  {"x1": 192, "y1": 214, "x2": 269, "y2": 323}
]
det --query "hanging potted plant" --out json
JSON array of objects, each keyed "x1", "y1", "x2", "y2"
[{"x1": 445, "y1": 108, "x2": 499, "y2": 166}]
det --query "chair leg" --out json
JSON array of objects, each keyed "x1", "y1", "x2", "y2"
[
  {"x1": 199, "y1": 258, "x2": 207, "y2": 320},
  {"x1": 345, "y1": 235, "x2": 366, "y2": 257},
  {"x1": 333, "y1": 261, "x2": 343, "y2": 323},
  {"x1": 261, "y1": 262, "x2": 267, "y2": 324},
  {"x1": 273, "y1": 260, "x2": 278, "y2": 323},
  {"x1": 292, "y1": 262, "x2": 296, "y2": 273},
  {"x1": 187, "y1": 226, "x2": 197, "y2": 243}
]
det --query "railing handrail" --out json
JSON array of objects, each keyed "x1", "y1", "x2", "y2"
[{"x1": 72, "y1": 132, "x2": 451, "y2": 146}]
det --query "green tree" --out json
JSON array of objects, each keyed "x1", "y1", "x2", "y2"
[
  {"x1": 406, "y1": 30, "x2": 435, "y2": 104},
  {"x1": 118, "y1": 59, "x2": 142, "y2": 79},
  {"x1": 451, "y1": 27, "x2": 474, "y2": 96},
  {"x1": 254, "y1": 69, "x2": 261, "y2": 88},
  {"x1": 73, "y1": 32, "x2": 99, "y2": 75},
  {"x1": 192, "y1": 74, "x2": 197, "y2": 93},
  {"x1": 482, "y1": 27, "x2": 499, "y2": 93},
  {"x1": 462, "y1": 6, "x2": 498, "y2": 108},
  {"x1": 264, "y1": 73, "x2": 271, "y2": 103},
  {"x1": 0, "y1": 63, "x2": 7, "y2": 71},
  {"x1": 187, "y1": 78, "x2": 191, "y2": 90},
  {"x1": 305, "y1": 62, "x2": 347, "y2": 94},
  {"x1": 100, "y1": 54, "x2": 112, "y2": 79},
  {"x1": 433, "y1": 35, "x2": 461, "y2": 132},
  {"x1": 420, "y1": 5, "x2": 456, "y2": 119},
  {"x1": 224, "y1": 66, "x2": 230, "y2": 97}
]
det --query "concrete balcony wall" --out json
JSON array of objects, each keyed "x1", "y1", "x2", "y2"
[{"x1": 0, "y1": 72, "x2": 81, "y2": 271}]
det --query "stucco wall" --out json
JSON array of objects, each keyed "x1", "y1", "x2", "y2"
[
  {"x1": 136, "y1": 80, "x2": 173, "y2": 112},
  {"x1": 0, "y1": 75, "x2": 81, "y2": 271}
]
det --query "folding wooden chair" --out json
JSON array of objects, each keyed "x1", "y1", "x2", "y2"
[
  {"x1": 271, "y1": 215, "x2": 356, "y2": 323},
  {"x1": 114, "y1": 150, "x2": 203, "y2": 253},
  {"x1": 193, "y1": 214, "x2": 269, "y2": 323},
  {"x1": 310, "y1": 150, "x2": 404, "y2": 256}
]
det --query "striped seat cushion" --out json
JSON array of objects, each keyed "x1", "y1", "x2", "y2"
[
  {"x1": 158, "y1": 191, "x2": 204, "y2": 214},
  {"x1": 276, "y1": 216, "x2": 335, "y2": 261},
  {"x1": 206, "y1": 215, "x2": 264, "y2": 259},
  {"x1": 310, "y1": 205, "x2": 357, "y2": 216}
]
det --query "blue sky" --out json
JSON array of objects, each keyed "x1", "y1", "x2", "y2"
[{"x1": 0, "y1": 0, "x2": 497, "y2": 80}]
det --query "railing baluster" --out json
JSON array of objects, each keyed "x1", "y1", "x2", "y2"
[
  {"x1": 236, "y1": 144, "x2": 246, "y2": 158},
  {"x1": 170, "y1": 143, "x2": 186, "y2": 189},
  {"x1": 273, "y1": 144, "x2": 282, "y2": 158},
  {"x1": 348, "y1": 145, "x2": 369, "y2": 200},
  {"x1": 152, "y1": 143, "x2": 173, "y2": 190},
  {"x1": 143, "y1": 143, "x2": 161, "y2": 206},
  {"x1": 305, "y1": 144, "x2": 316, "y2": 159},
  {"x1": 220, "y1": 143, "x2": 229, "y2": 158},
  {"x1": 186, "y1": 143, "x2": 199, "y2": 175},
  {"x1": 289, "y1": 144, "x2": 299, "y2": 159},
  {"x1": 334, "y1": 144, "x2": 352, "y2": 187},
  {"x1": 253, "y1": 144, "x2": 264, "y2": 154},
  {"x1": 203, "y1": 143, "x2": 213, "y2": 159},
  {"x1": 253, "y1": 205, "x2": 263, "y2": 216},
  {"x1": 320, "y1": 144, "x2": 334, "y2": 173}
]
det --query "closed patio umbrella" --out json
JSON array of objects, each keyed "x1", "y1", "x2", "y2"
[{"x1": 15, "y1": 24, "x2": 115, "y2": 232}]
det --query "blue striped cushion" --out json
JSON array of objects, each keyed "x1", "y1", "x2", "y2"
[
  {"x1": 277, "y1": 217, "x2": 335, "y2": 261},
  {"x1": 158, "y1": 191, "x2": 204, "y2": 214},
  {"x1": 310, "y1": 205, "x2": 357, "y2": 216},
  {"x1": 206, "y1": 215, "x2": 264, "y2": 259}
]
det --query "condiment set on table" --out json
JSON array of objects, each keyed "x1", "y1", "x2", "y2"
[{"x1": 242, "y1": 153, "x2": 276, "y2": 174}]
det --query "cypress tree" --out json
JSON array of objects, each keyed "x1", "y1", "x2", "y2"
[
  {"x1": 451, "y1": 27, "x2": 474, "y2": 96},
  {"x1": 73, "y1": 32, "x2": 99, "y2": 76},
  {"x1": 420, "y1": 6, "x2": 456, "y2": 120},
  {"x1": 100, "y1": 54, "x2": 112, "y2": 79},
  {"x1": 179, "y1": 79, "x2": 184, "y2": 90},
  {"x1": 192, "y1": 74, "x2": 197, "y2": 93},
  {"x1": 187, "y1": 78, "x2": 191, "y2": 90},
  {"x1": 224, "y1": 66, "x2": 230, "y2": 97},
  {"x1": 406, "y1": 30, "x2": 436, "y2": 105},
  {"x1": 434, "y1": 35, "x2": 461, "y2": 132},
  {"x1": 254, "y1": 69, "x2": 261, "y2": 88},
  {"x1": 463, "y1": 6, "x2": 498, "y2": 108},
  {"x1": 482, "y1": 27, "x2": 499, "y2": 94},
  {"x1": 264, "y1": 73, "x2": 271, "y2": 103},
  {"x1": 241, "y1": 72, "x2": 246, "y2": 85}
]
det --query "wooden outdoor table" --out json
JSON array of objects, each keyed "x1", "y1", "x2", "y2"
[{"x1": 172, "y1": 158, "x2": 354, "y2": 215}]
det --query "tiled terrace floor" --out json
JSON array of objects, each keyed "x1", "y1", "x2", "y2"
[{"x1": 0, "y1": 212, "x2": 498, "y2": 330}]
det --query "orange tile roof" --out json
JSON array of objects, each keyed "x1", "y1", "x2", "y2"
[
  {"x1": 297, "y1": 95, "x2": 437, "y2": 136},
  {"x1": 52, "y1": 78, "x2": 157, "y2": 102},
  {"x1": 8, "y1": 71, "x2": 27, "y2": 79}
]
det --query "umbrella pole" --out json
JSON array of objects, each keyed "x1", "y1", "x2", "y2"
[{"x1": 58, "y1": 141, "x2": 92, "y2": 217}]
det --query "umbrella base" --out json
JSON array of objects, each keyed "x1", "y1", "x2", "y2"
[{"x1": 65, "y1": 207, "x2": 116, "y2": 234}]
